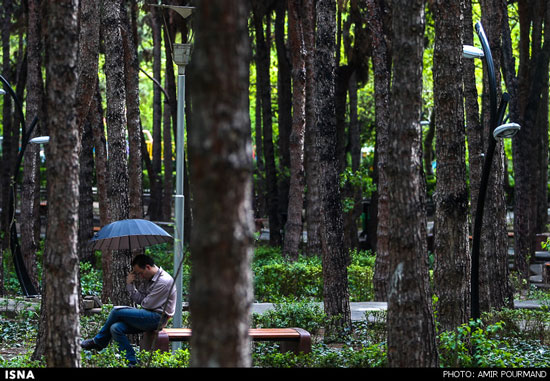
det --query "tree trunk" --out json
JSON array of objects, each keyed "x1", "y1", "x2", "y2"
[
  {"x1": 365, "y1": 0, "x2": 392, "y2": 300},
  {"x1": 188, "y1": 0, "x2": 254, "y2": 367},
  {"x1": 506, "y1": 1, "x2": 550, "y2": 287},
  {"x1": 122, "y1": 0, "x2": 144, "y2": 220},
  {"x1": 283, "y1": 0, "x2": 307, "y2": 260},
  {"x1": 162, "y1": 21, "x2": 177, "y2": 223},
  {"x1": 76, "y1": 0, "x2": 101, "y2": 266},
  {"x1": 90, "y1": 85, "x2": 113, "y2": 300},
  {"x1": 21, "y1": 0, "x2": 44, "y2": 291},
  {"x1": 0, "y1": 0, "x2": 14, "y2": 255},
  {"x1": 433, "y1": 0, "x2": 471, "y2": 332},
  {"x1": 303, "y1": 0, "x2": 322, "y2": 256},
  {"x1": 386, "y1": 0, "x2": 438, "y2": 367},
  {"x1": 315, "y1": 0, "x2": 352, "y2": 340},
  {"x1": 148, "y1": 6, "x2": 164, "y2": 221},
  {"x1": 41, "y1": 0, "x2": 81, "y2": 367},
  {"x1": 101, "y1": 0, "x2": 131, "y2": 305},
  {"x1": 253, "y1": 4, "x2": 282, "y2": 247},
  {"x1": 477, "y1": 0, "x2": 513, "y2": 312},
  {"x1": 275, "y1": 0, "x2": 291, "y2": 232}
]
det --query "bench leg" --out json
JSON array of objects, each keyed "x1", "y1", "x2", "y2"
[
  {"x1": 140, "y1": 330, "x2": 170, "y2": 353},
  {"x1": 279, "y1": 328, "x2": 311, "y2": 355}
]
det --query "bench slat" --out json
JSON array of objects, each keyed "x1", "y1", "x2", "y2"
[
  {"x1": 143, "y1": 327, "x2": 312, "y2": 355},
  {"x1": 162, "y1": 328, "x2": 302, "y2": 340}
]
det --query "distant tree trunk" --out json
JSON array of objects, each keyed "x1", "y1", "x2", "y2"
[
  {"x1": 90, "y1": 85, "x2": 112, "y2": 299},
  {"x1": 0, "y1": 0, "x2": 14, "y2": 255},
  {"x1": 102, "y1": 0, "x2": 131, "y2": 305},
  {"x1": 303, "y1": 0, "x2": 322, "y2": 256},
  {"x1": 162, "y1": 22, "x2": 177, "y2": 223},
  {"x1": 386, "y1": 0, "x2": 438, "y2": 367},
  {"x1": 477, "y1": 0, "x2": 513, "y2": 312},
  {"x1": 21, "y1": 0, "x2": 44, "y2": 291},
  {"x1": 315, "y1": 0, "x2": 352, "y2": 340},
  {"x1": 365, "y1": 0, "x2": 392, "y2": 300},
  {"x1": 253, "y1": 4, "x2": 282, "y2": 247},
  {"x1": 41, "y1": 0, "x2": 81, "y2": 367},
  {"x1": 149, "y1": 6, "x2": 164, "y2": 221},
  {"x1": 122, "y1": 0, "x2": 144, "y2": 220},
  {"x1": 504, "y1": 1, "x2": 550, "y2": 287},
  {"x1": 188, "y1": 0, "x2": 254, "y2": 367},
  {"x1": 433, "y1": 0, "x2": 471, "y2": 332},
  {"x1": 275, "y1": 0, "x2": 291, "y2": 231},
  {"x1": 283, "y1": 0, "x2": 306, "y2": 260},
  {"x1": 79, "y1": 117, "x2": 95, "y2": 266},
  {"x1": 76, "y1": 0, "x2": 100, "y2": 265}
]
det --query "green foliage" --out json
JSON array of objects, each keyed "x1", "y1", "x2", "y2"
[
  {"x1": 438, "y1": 318, "x2": 550, "y2": 368},
  {"x1": 252, "y1": 298, "x2": 326, "y2": 335},
  {"x1": 253, "y1": 257, "x2": 323, "y2": 301},
  {"x1": 252, "y1": 247, "x2": 375, "y2": 302},
  {"x1": 136, "y1": 348, "x2": 190, "y2": 368},
  {"x1": 252, "y1": 342, "x2": 387, "y2": 368},
  {"x1": 82, "y1": 344, "x2": 130, "y2": 368},
  {"x1": 79, "y1": 262, "x2": 102, "y2": 297}
]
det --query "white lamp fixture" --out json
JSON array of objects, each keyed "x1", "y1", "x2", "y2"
[
  {"x1": 151, "y1": 5, "x2": 195, "y2": 69},
  {"x1": 463, "y1": 45, "x2": 485, "y2": 59},
  {"x1": 493, "y1": 123, "x2": 520, "y2": 139},
  {"x1": 29, "y1": 136, "x2": 50, "y2": 144}
]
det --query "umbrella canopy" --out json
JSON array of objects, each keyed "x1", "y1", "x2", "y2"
[{"x1": 89, "y1": 219, "x2": 172, "y2": 251}]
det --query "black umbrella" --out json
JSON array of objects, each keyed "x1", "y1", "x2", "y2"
[{"x1": 89, "y1": 219, "x2": 172, "y2": 251}]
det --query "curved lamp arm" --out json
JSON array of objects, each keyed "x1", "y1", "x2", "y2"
[{"x1": 475, "y1": 22, "x2": 498, "y2": 129}]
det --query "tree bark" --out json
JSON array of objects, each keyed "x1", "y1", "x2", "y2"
[
  {"x1": 122, "y1": 0, "x2": 144, "y2": 220},
  {"x1": 303, "y1": 0, "x2": 322, "y2": 256},
  {"x1": 21, "y1": 0, "x2": 44, "y2": 291},
  {"x1": 76, "y1": 0, "x2": 101, "y2": 266},
  {"x1": 386, "y1": 0, "x2": 438, "y2": 367},
  {"x1": 315, "y1": 0, "x2": 352, "y2": 340},
  {"x1": 365, "y1": 0, "x2": 392, "y2": 300},
  {"x1": 0, "y1": 0, "x2": 14, "y2": 256},
  {"x1": 253, "y1": 2, "x2": 282, "y2": 247},
  {"x1": 41, "y1": 0, "x2": 81, "y2": 367},
  {"x1": 505, "y1": 1, "x2": 550, "y2": 287},
  {"x1": 275, "y1": 0, "x2": 291, "y2": 231},
  {"x1": 433, "y1": 0, "x2": 471, "y2": 331},
  {"x1": 101, "y1": 0, "x2": 131, "y2": 305},
  {"x1": 188, "y1": 0, "x2": 254, "y2": 367},
  {"x1": 477, "y1": 0, "x2": 513, "y2": 312},
  {"x1": 283, "y1": 0, "x2": 307, "y2": 260}
]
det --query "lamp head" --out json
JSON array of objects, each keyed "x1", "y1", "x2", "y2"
[
  {"x1": 150, "y1": 4, "x2": 195, "y2": 68},
  {"x1": 493, "y1": 123, "x2": 520, "y2": 139},
  {"x1": 154, "y1": 5, "x2": 194, "y2": 19},
  {"x1": 0, "y1": 89, "x2": 5, "y2": 95},
  {"x1": 29, "y1": 136, "x2": 50, "y2": 144},
  {"x1": 463, "y1": 45, "x2": 485, "y2": 59}
]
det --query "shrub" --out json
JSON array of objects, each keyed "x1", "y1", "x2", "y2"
[
  {"x1": 253, "y1": 248, "x2": 375, "y2": 302},
  {"x1": 252, "y1": 342, "x2": 387, "y2": 368},
  {"x1": 438, "y1": 319, "x2": 550, "y2": 367},
  {"x1": 252, "y1": 298, "x2": 326, "y2": 336}
]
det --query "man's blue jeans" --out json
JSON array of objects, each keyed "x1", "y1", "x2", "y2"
[{"x1": 93, "y1": 307, "x2": 161, "y2": 365}]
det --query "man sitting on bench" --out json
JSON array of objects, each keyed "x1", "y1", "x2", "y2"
[{"x1": 81, "y1": 254, "x2": 176, "y2": 366}]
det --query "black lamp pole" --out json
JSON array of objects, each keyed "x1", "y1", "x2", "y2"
[
  {"x1": 1, "y1": 74, "x2": 40, "y2": 297},
  {"x1": 470, "y1": 22, "x2": 514, "y2": 320}
]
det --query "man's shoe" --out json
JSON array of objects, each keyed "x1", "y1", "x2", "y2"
[{"x1": 81, "y1": 338, "x2": 101, "y2": 351}]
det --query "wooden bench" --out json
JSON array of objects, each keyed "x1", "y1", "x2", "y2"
[{"x1": 141, "y1": 327, "x2": 312, "y2": 355}]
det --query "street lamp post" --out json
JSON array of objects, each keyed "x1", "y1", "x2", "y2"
[
  {"x1": 464, "y1": 22, "x2": 520, "y2": 320},
  {"x1": 1, "y1": 75, "x2": 40, "y2": 297},
  {"x1": 151, "y1": 4, "x2": 194, "y2": 350}
]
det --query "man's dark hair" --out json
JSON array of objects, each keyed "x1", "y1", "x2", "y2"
[{"x1": 131, "y1": 254, "x2": 155, "y2": 269}]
